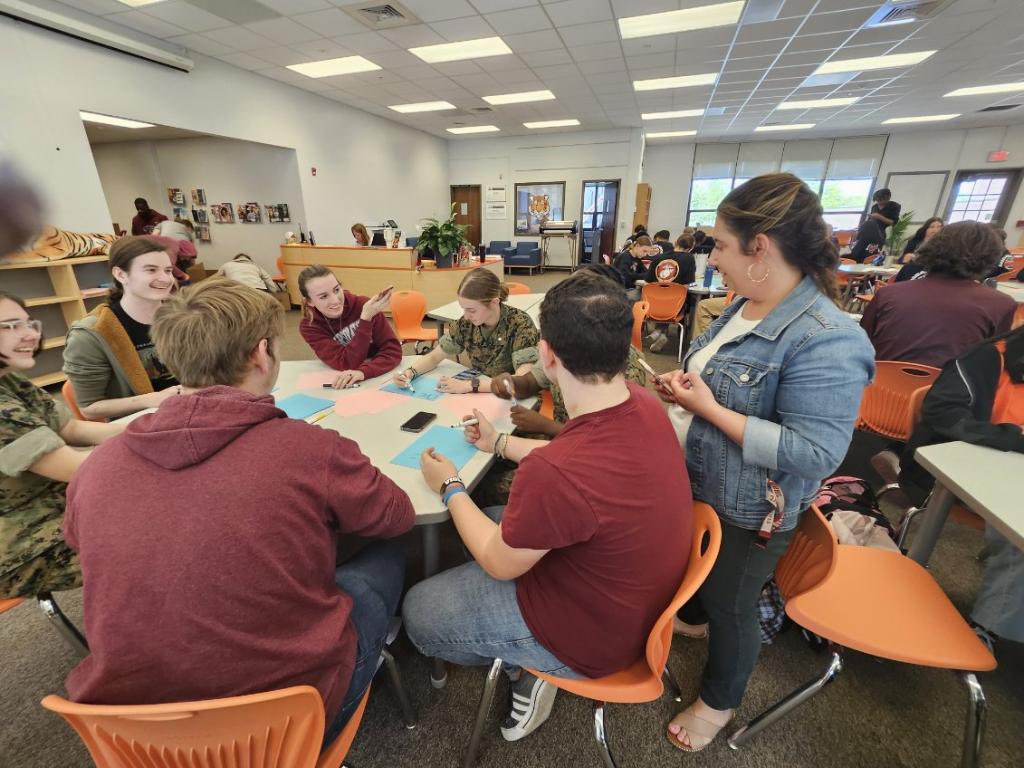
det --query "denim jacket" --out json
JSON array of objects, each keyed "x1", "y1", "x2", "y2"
[{"x1": 681, "y1": 276, "x2": 875, "y2": 532}]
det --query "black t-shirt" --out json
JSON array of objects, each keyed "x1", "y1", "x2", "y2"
[
  {"x1": 110, "y1": 301, "x2": 178, "y2": 391},
  {"x1": 871, "y1": 200, "x2": 901, "y2": 232},
  {"x1": 644, "y1": 252, "x2": 697, "y2": 286}
]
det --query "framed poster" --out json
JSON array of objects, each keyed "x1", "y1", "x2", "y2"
[
  {"x1": 486, "y1": 202, "x2": 506, "y2": 219},
  {"x1": 237, "y1": 202, "x2": 261, "y2": 223},
  {"x1": 211, "y1": 203, "x2": 235, "y2": 223},
  {"x1": 167, "y1": 187, "x2": 185, "y2": 205},
  {"x1": 265, "y1": 203, "x2": 291, "y2": 223},
  {"x1": 486, "y1": 185, "x2": 506, "y2": 202},
  {"x1": 195, "y1": 224, "x2": 211, "y2": 242},
  {"x1": 514, "y1": 181, "x2": 564, "y2": 235},
  {"x1": 191, "y1": 188, "x2": 206, "y2": 205}
]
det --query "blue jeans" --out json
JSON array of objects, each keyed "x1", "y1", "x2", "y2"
[
  {"x1": 402, "y1": 506, "x2": 583, "y2": 680},
  {"x1": 972, "y1": 526, "x2": 1024, "y2": 643},
  {"x1": 322, "y1": 539, "x2": 406, "y2": 747}
]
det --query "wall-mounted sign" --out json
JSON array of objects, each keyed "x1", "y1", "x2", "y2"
[
  {"x1": 988, "y1": 150, "x2": 1009, "y2": 162},
  {"x1": 486, "y1": 202, "x2": 506, "y2": 219},
  {"x1": 486, "y1": 185, "x2": 506, "y2": 202}
]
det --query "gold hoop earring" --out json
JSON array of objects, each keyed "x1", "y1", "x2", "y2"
[{"x1": 747, "y1": 261, "x2": 770, "y2": 283}]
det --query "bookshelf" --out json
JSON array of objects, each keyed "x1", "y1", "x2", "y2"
[{"x1": 0, "y1": 255, "x2": 110, "y2": 388}]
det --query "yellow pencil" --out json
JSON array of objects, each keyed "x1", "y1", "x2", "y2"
[{"x1": 307, "y1": 409, "x2": 332, "y2": 425}]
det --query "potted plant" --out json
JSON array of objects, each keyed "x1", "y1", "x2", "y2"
[
  {"x1": 416, "y1": 203, "x2": 469, "y2": 268},
  {"x1": 885, "y1": 210, "x2": 915, "y2": 264}
]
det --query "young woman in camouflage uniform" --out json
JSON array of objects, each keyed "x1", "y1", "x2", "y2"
[
  {"x1": 393, "y1": 268, "x2": 538, "y2": 394},
  {"x1": 0, "y1": 292, "x2": 124, "y2": 598}
]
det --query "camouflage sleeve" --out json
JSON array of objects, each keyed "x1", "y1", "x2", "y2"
[
  {"x1": 509, "y1": 313, "x2": 540, "y2": 369},
  {"x1": 0, "y1": 396, "x2": 67, "y2": 476},
  {"x1": 438, "y1": 318, "x2": 467, "y2": 357},
  {"x1": 625, "y1": 347, "x2": 649, "y2": 386}
]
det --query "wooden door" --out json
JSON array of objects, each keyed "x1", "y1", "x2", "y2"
[{"x1": 450, "y1": 185, "x2": 482, "y2": 246}]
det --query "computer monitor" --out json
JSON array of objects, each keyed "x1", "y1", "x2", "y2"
[{"x1": 370, "y1": 230, "x2": 386, "y2": 246}]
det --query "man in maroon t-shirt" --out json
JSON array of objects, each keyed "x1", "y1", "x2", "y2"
[
  {"x1": 130, "y1": 197, "x2": 167, "y2": 235},
  {"x1": 404, "y1": 270, "x2": 693, "y2": 744}
]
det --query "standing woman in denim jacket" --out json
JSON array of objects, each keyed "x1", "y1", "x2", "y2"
[{"x1": 659, "y1": 173, "x2": 875, "y2": 751}]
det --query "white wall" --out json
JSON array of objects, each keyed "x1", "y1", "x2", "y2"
[
  {"x1": 0, "y1": 16, "x2": 449, "y2": 249},
  {"x1": 448, "y1": 128, "x2": 645, "y2": 263},
  {"x1": 644, "y1": 143, "x2": 696, "y2": 235},
  {"x1": 92, "y1": 137, "x2": 307, "y2": 271}
]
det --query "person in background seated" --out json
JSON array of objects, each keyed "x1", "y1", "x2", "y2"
[
  {"x1": 393, "y1": 268, "x2": 538, "y2": 394},
  {"x1": 898, "y1": 326, "x2": 1024, "y2": 650},
  {"x1": 63, "y1": 279, "x2": 414, "y2": 746},
  {"x1": 861, "y1": 221, "x2": 1016, "y2": 369},
  {"x1": 612, "y1": 234, "x2": 656, "y2": 292},
  {"x1": 655, "y1": 173, "x2": 874, "y2": 752},
  {"x1": 130, "y1": 198, "x2": 167, "y2": 236},
  {"x1": 298, "y1": 265, "x2": 402, "y2": 389},
  {"x1": 63, "y1": 236, "x2": 182, "y2": 421},
  {"x1": 622, "y1": 224, "x2": 648, "y2": 249},
  {"x1": 653, "y1": 229, "x2": 673, "y2": 254},
  {"x1": 351, "y1": 223, "x2": 370, "y2": 247},
  {"x1": 644, "y1": 233, "x2": 698, "y2": 352},
  {"x1": 849, "y1": 215, "x2": 886, "y2": 263},
  {"x1": 403, "y1": 270, "x2": 692, "y2": 744},
  {"x1": 215, "y1": 253, "x2": 279, "y2": 292},
  {"x1": 868, "y1": 187, "x2": 901, "y2": 235},
  {"x1": 900, "y1": 217, "x2": 943, "y2": 263}
]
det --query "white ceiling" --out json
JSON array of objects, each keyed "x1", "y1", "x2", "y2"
[{"x1": 54, "y1": 0, "x2": 1024, "y2": 141}]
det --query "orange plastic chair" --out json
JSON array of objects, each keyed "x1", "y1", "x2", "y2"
[
  {"x1": 631, "y1": 300, "x2": 650, "y2": 350},
  {"x1": 463, "y1": 502, "x2": 722, "y2": 767},
  {"x1": 539, "y1": 389, "x2": 554, "y2": 420},
  {"x1": 504, "y1": 282, "x2": 530, "y2": 295},
  {"x1": 42, "y1": 684, "x2": 370, "y2": 768},
  {"x1": 0, "y1": 597, "x2": 24, "y2": 614},
  {"x1": 724, "y1": 290, "x2": 736, "y2": 305},
  {"x1": 729, "y1": 507, "x2": 996, "y2": 768},
  {"x1": 273, "y1": 256, "x2": 287, "y2": 287},
  {"x1": 62, "y1": 380, "x2": 100, "y2": 423},
  {"x1": 389, "y1": 290, "x2": 439, "y2": 347},
  {"x1": 641, "y1": 282, "x2": 689, "y2": 361},
  {"x1": 856, "y1": 361, "x2": 941, "y2": 440}
]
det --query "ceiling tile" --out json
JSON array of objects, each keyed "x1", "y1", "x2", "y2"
[
  {"x1": 167, "y1": 33, "x2": 235, "y2": 56},
  {"x1": 469, "y1": 0, "x2": 539, "y2": 13},
  {"x1": 140, "y1": 1, "x2": 231, "y2": 33},
  {"x1": 610, "y1": 0, "x2": 675, "y2": 15},
  {"x1": 366, "y1": 49, "x2": 424, "y2": 68},
  {"x1": 216, "y1": 51, "x2": 268, "y2": 70},
  {"x1": 244, "y1": 18, "x2": 323, "y2": 45},
  {"x1": 570, "y1": 43, "x2": 621, "y2": 63},
  {"x1": 106, "y1": 11, "x2": 188, "y2": 38},
  {"x1": 621, "y1": 36, "x2": 675, "y2": 56},
  {"x1": 785, "y1": 31, "x2": 850, "y2": 53},
  {"x1": 54, "y1": 0, "x2": 126, "y2": 14},
  {"x1": 331, "y1": 31, "x2": 400, "y2": 54},
  {"x1": 292, "y1": 9, "x2": 367, "y2": 37},
  {"x1": 526, "y1": 48, "x2": 573, "y2": 66},
  {"x1": 399, "y1": 0, "x2": 478, "y2": 22},
  {"x1": 203, "y1": 25, "x2": 278, "y2": 51},
  {"x1": 625, "y1": 52, "x2": 676, "y2": 71},
  {"x1": 559, "y1": 20, "x2": 619, "y2": 47},
  {"x1": 484, "y1": 6, "x2": 552, "y2": 35},
  {"x1": 251, "y1": 46, "x2": 310, "y2": 67},
  {"x1": 801, "y1": 7, "x2": 876, "y2": 35},
  {"x1": 544, "y1": 0, "x2": 613, "y2": 27},
  {"x1": 429, "y1": 15, "x2": 497, "y2": 40},
  {"x1": 288, "y1": 39, "x2": 355, "y2": 60},
  {"x1": 379, "y1": 24, "x2": 446, "y2": 47},
  {"x1": 576, "y1": 57, "x2": 627, "y2": 75},
  {"x1": 433, "y1": 60, "x2": 484, "y2": 75},
  {"x1": 257, "y1": 0, "x2": 331, "y2": 13},
  {"x1": 504, "y1": 29, "x2": 565, "y2": 53}
]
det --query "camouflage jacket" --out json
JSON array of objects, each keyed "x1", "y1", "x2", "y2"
[
  {"x1": 439, "y1": 303, "x2": 539, "y2": 378},
  {"x1": 0, "y1": 373, "x2": 71, "y2": 577},
  {"x1": 533, "y1": 346, "x2": 650, "y2": 423}
]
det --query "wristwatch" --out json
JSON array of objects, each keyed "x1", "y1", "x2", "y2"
[{"x1": 471, "y1": 376, "x2": 480, "y2": 393}]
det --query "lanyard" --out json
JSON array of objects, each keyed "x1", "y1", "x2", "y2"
[{"x1": 755, "y1": 479, "x2": 785, "y2": 550}]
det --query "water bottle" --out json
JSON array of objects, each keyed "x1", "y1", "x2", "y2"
[{"x1": 703, "y1": 266, "x2": 714, "y2": 288}]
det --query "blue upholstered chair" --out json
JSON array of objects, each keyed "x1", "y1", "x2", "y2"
[
  {"x1": 486, "y1": 240, "x2": 511, "y2": 255},
  {"x1": 501, "y1": 241, "x2": 542, "y2": 275},
  {"x1": 405, "y1": 236, "x2": 419, "y2": 248}
]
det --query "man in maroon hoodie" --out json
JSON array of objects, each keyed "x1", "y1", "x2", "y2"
[
  {"x1": 297, "y1": 265, "x2": 402, "y2": 389},
  {"x1": 63, "y1": 278, "x2": 415, "y2": 743}
]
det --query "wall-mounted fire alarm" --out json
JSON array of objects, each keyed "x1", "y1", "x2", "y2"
[{"x1": 311, "y1": 166, "x2": 317, "y2": 176}]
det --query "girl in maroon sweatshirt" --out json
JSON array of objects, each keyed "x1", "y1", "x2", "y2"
[{"x1": 298, "y1": 265, "x2": 402, "y2": 388}]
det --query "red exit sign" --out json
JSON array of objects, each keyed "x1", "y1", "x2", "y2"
[{"x1": 988, "y1": 150, "x2": 1009, "y2": 162}]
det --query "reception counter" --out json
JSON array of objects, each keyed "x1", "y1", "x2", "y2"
[{"x1": 279, "y1": 245, "x2": 504, "y2": 308}]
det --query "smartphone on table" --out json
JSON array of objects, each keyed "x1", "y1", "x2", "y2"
[{"x1": 400, "y1": 411, "x2": 436, "y2": 433}]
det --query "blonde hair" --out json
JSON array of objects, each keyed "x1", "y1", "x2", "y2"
[
  {"x1": 458, "y1": 267, "x2": 508, "y2": 303},
  {"x1": 151, "y1": 277, "x2": 284, "y2": 388}
]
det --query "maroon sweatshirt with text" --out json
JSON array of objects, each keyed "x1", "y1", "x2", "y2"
[
  {"x1": 299, "y1": 292, "x2": 402, "y2": 378},
  {"x1": 63, "y1": 386, "x2": 414, "y2": 721}
]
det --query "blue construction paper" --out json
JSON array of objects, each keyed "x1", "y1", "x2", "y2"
[
  {"x1": 380, "y1": 376, "x2": 444, "y2": 401},
  {"x1": 275, "y1": 393, "x2": 334, "y2": 420},
  {"x1": 391, "y1": 426, "x2": 479, "y2": 470}
]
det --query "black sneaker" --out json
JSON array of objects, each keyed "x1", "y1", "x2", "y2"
[{"x1": 500, "y1": 672, "x2": 557, "y2": 742}]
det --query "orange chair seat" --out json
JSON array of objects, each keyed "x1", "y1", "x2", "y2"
[
  {"x1": 505, "y1": 282, "x2": 530, "y2": 295},
  {"x1": 400, "y1": 326, "x2": 439, "y2": 342},
  {"x1": 0, "y1": 597, "x2": 25, "y2": 613},
  {"x1": 786, "y1": 545, "x2": 995, "y2": 672},
  {"x1": 532, "y1": 660, "x2": 664, "y2": 705}
]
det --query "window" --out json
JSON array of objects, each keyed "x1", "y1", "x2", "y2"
[
  {"x1": 687, "y1": 178, "x2": 732, "y2": 227},
  {"x1": 820, "y1": 178, "x2": 873, "y2": 231},
  {"x1": 945, "y1": 172, "x2": 1019, "y2": 224}
]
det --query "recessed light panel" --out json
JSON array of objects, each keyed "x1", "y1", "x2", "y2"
[
  {"x1": 619, "y1": 2, "x2": 744, "y2": 39},
  {"x1": 755, "y1": 124, "x2": 816, "y2": 132},
  {"x1": 388, "y1": 101, "x2": 456, "y2": 113},
  {"x1": 287, "y1": 56, "x2": 380, "y2": 78},
  {"x1": 634, "y1": 73, "x2": 717, "y2": 92},
  {"x1": 882, "y1": 114, "x2": 960, "y2": 124},
  {"x1": 945, "y1": 82, "x2": 1024, "y2": 97},
  {"x1": 777, "y1": 97, "x2": 859, "y2": 110},
  {"x1": 410, "y1": 37, "x2": 512, "y2": 64},
  {"x1": 447, "y1": 126, "x2": 501, "y2": 134},
  {"x1": 483, "y1": 90, "x2": 555, "y2": 105},
  {"x1": 646, "y1": 130, "x2": 698, "y2": 138},
  {"x1": 524, "y1": 119, "x2": 580, "y2": 129},
  {"x1": 79, "y1": 111, "x2": 154, "y2": 129},
  {"x1": 813, "y1": 50, "x2": 935, "y2": 75},
  {"x1": 641, "y1": 109, "x2": 705, "y2": 120}
]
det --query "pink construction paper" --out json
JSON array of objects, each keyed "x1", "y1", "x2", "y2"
[
  {"x1": 296, "y1": 370, "x2": 342, "y2": 389},
  {"x1": 436, "y1": 393, "x2": 509, "y2": 424},
  {"x1": 333, "y1": 388, "x2": 406, "y2": 417}
]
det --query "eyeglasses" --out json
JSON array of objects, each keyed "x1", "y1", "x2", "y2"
[{"x1": 0, "y1": 319, "x2": 43, "y2": 334}]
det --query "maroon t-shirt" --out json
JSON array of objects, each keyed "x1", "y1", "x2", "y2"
[
  {"x1": 501, "y1": 382, "x2": 692, "y2": 678},
  {"x1": 861, "y1": 274, "x2": 1016, "y2": 369}
]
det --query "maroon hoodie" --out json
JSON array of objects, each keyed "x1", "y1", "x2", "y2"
[
  {"x1": 63, "y1": 386, "x2": 414, "y2": 720},
  {"x1": 299, "y1": 291, "x2": 402, "y2": 378}
]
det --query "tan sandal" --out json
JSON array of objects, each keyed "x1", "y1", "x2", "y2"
[
  {"x1": 665, "y1": 705, "x2": 733, "y2": 753},
  {"x1": 671, "y1": 617, "x2": 709, "y2": 639}
]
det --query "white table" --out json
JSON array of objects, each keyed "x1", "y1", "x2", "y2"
[
  {"x1": 996, "y1": 281, "x2": 1024, "y2": 304},
  {"x1": 838, "y1": 264, "x2": 899, "y2": 277},
  {"x1": 908, "y1": 441, "x2": 1024, "y2": 565},
  {"x1": 426, "y1": 292, "x2": 545, "y2": 334}
]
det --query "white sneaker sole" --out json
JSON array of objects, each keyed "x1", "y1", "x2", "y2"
[{"x1": 501, "y1": 680, "x2": 557, "y2": 742}]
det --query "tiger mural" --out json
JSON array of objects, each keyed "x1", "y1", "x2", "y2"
[{"x1": 0, "y1": 225, "x2": 120, "y2": 264}]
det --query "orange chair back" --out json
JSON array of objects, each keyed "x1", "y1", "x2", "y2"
[
  {"x1": 62, "y1": 381, "x2": 93, "y2": 422},
  {"x1": 996, "y1": 263, "x2": 1023, "y2": 282},
  {"x1": 539, "y1": 389, "x2": 555, "y2": 420},
  {"x1": 725, "y1": 290, "x2": 736, "y2": 305},
  {"x1": 390, "y1": 290, "x2": 430, "y2": 339},
  {"x1": 641, "y1": 282, "x2": 687, "y2": 322},
  {"x1": 631, "y1": 301, "x2": 649, "y2": 349},
  {"x1": 775, "y1": 505, "x2": 838, "y2": 601},
  {"x1": 836, "y1": 230, "x2": 854, "y2": 248},
  {"x1": 857, "y1": 361, "x2": 941, "y2": 440},
  {"x1": 0, "y1": 597, "x2": 25, "y2": 614},
  {"x1": 505, "y1": 282, "x2": 530, "y2": 295},
  {"x1": 42, "y1": 685, "x2": 368, "y2": 768},
  {"x1": 276, "y1": 256, "x2": 285, "y2": 275}
]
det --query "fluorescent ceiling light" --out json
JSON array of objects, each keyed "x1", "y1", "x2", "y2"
[
  {"x1": 634, "y1": 73, "x2": 717, "y2": 92},
  {"x1": 777, "y1": 97, "x2": 860, "y2": 110},
  {"x1": 641, "y1": 109, "x2": 705, "y2": 120},
  {"x1": 79, "y1": 111, "x2": 154, "y2": 129},
  {"x1": 116, "y1": 0, "x2": 166, "y2": 6},
  {"x1": 944, "y1": 82, "x2": 1024, "y2": 97},
  {"x1": 755, "y1": 124, "x2": 815, "y2": 132},
  {"x1": 447, "y1": 125, "x2": 500, "y2": 135},
  {"x1": 883, "y1": 114, "x2": 960, "y2": 124},
  {"x1": 646, "y1": 130, "x2": 697, "y2": 138},
  {"x1": 410, "y1": 36, "x2": 511, "y2": 64},
  {"x1": 287, "y1": 56, "x2": 380, "y2": 78},
  {"x1": 388, "y1": 101, "x2": 456, "y2": 113},
  {"x1": 619, "y1": 1, "x2": 744, "y2": 39},
  {"x1": 483, "y1": 90, "x2": 555, "y2": 105},
  {"x1": 813, "y1": 50, "x2": 935, "y2": 75},
  {"x1": 524, "y1": 119, "x2": 580, "y2": 129}
]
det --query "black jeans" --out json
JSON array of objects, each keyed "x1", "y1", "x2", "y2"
[{"x1": 679, "y1": 520, "x2": 796, "y2": 711}]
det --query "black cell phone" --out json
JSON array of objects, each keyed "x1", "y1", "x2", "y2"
[{"x1": 400, "y1": 411, "x2": 436, "y2": 433}]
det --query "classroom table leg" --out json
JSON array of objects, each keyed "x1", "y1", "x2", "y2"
[
  {"x1": 421, "y1": 523, "x2": 449, "y2": 688},
  {"x1": 907, "y1": 484, "x2": 956, "y2": 566}
]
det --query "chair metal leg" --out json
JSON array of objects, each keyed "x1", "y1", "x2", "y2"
[
  {"x1": 593, "y1": 702, "x2": 618, "y2": 768},
  {"x1": 728, "y1": 649, "x2": 843, "y2": 749},
  {"x1": 36, "y1": 593, "x2": 88, "y2": 658},
  {"x1": 381, "y1": 649, "x2": 417, "y2": 729},
  {"x1": 961, "y1": 673, "x2": 987, "y2": 768},
  {"x1": 662, "y1": 666, "x2": 683, "y2": 703},
  {"x1": 463, "y1": 658, "x2": 503, "y2": 768},
  {"x1": 896, "y1": 506, "x2": 924, "y2": 550}
]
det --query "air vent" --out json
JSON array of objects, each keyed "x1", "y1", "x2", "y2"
[
  {"x1": 343, "y1": 2, "x2": 419, "y2": 30},
  {"x1": 865, "y1": 0, "x2": 955, "y2": 28},
  {"x1": 979, "y1": 104, "x2": 1022, "y2": 112},
  {"x1": 468, "y1": 106, "x2": 494, "y2": 114}
]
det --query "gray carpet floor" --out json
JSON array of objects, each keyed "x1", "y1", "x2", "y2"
[{"x1": 5, "y1": 269, "x2": 1021, "y2": 767}]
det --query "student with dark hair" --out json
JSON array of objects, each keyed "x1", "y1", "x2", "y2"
[
  {"x1": 643, "y1": 233, "x2": 698, "y2": 352},
  {"x1": 656, "y1": 173, "x2": 874, "y2": 751},
  {"x1": 622, "y1": 224, "x2": 648, "y2": 249},
  {"x1": 861, "y1": 221, "x2": 1016, "y2": 368},
  {"x1": 403, "y1": 270, "x2": 692, "y2": 746},
  {"x1": 63, "y1": 236, "x2": 182, "y2": 420},
  {"x1": 130, "y1": 198, "x2": 167, "y2": 236},
  {"x1": 901, "y1": 217, "x2": 943, "y2": 261},
  {"x1": 869, "y1": 188, "x2": 901, "y2": 234},
  {"x1": 612, "y1": 234, "x2": 657, "y2": 291},
  {"x1": 653, "y1": 229, "x2": 673, "y2": 254}
]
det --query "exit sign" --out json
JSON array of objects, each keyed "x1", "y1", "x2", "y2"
[{"x1": 988, "y1": 150, "x2": 1009, "y2": 162}]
